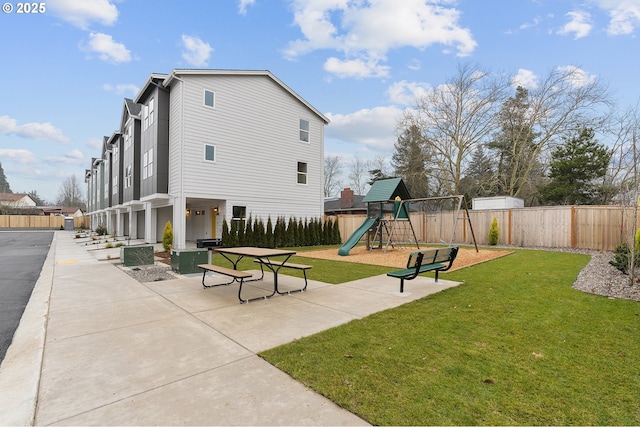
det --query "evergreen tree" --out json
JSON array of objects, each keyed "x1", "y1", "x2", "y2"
[
  {"x1": 254, "y1": 217, "x2": 265, "y2": 247},
  {"x1": 229, "y1": 219, "x2": 239, "y2": 247},
  {"x1": 245, "y1": 214, "x2": 254, "y2": 246},
  {"x1": 538, "y1": 128, "x2": 612, "y2": 205},
  {"x1": 392, "y1": 124, "x2": 431, "y2": 198},
  {"x1": 221, "y1": 218, "x2": 230, "y2": 247},
  {"x1": 0, "y1": 162, "x2": 12, "y2": 193},
  {"x1": 274, "y1": 216, "x2": 285, "y2": 248},
  {"x1": 486, "y1": 86, "x2": 542, "y2": 199},
  {"x1": 460, "y1": 145, "x2": 495, "y2": 205},
  {"x1": 265, "y1": 216, "x2": 275, "y2": 248},
  {"x1": 28, "y1": 190, "x2": 46, "y2": 206},
  {"x1": 287, "y1": 217, "x2": 297, "y2": 246}
]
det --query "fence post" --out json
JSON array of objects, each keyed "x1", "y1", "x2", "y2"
[{"x1": 571, "y1": 206, "x2": 576, "y2": 248}]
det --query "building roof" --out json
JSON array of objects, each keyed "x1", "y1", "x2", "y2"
[
  {"x1": 124, "y1": 98, "x2": 142, "y2": 117},
  {"x1": 162, "y1": 69, "x2": 330, "y2": 125},
  {"x1": 0, "y1": 192, "x2": 31, "y2": 202},
  {"x1": 324, "y1": 195, "x2": 366, "y2": 213},
  {"x1": 362, "y1": 178, "x2": 412, "y2": 203}
]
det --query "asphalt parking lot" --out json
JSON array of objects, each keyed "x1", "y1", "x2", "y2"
[{"x1": 0, "y1": 231, "x2": 53, "y2": 363}]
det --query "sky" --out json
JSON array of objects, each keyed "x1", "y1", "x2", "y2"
[{"x1": 0, "y1": 0, "x2": 639, "y2": 203}]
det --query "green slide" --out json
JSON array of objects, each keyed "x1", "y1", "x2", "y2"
[{"x1": 338, "y1": 217, "x2": 378, "y2": 256}]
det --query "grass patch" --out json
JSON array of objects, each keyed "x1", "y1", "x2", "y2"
[
  {"x1": 260, "y1": 249, "x2": 640, "y2": 425},
  {"x1": 209, "y1": 247, "x2": 390, "y2": 284}
]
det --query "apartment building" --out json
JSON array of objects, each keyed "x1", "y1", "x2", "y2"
[{"x1": 85, "y1": 69, "x2": 329, "y2": 250}]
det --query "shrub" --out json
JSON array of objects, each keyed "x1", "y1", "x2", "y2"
[
  {"x1": 105, "y1": 242, "x2": 113, "y2": 249},
  {"x1": 162, "y1": 221, "x2": 173, "y2": 252},
  {"x1": 488, "y1": 218, "x2": 499, "y2": 246},
  {"x1": 95, "y1": 224, "x2": 108, "y2": 236},
  {"x1": 610, "y1": 230, "x2": 640, "y2": 275}
]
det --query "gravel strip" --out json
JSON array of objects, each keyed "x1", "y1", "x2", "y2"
[
  {"x1": 572, "y1": 250, "x2": 640, "y2": 301},
  {"x1": 120, "y1": 264, "x2": 178, "y2": 283}
]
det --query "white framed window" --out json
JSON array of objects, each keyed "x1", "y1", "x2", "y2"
[
  {"x1": 204, "y1": 90, "x2": 215, "y2": 108},
  {"x1": 143, "y1": 147, "x2": 154, "y2": 179},
  {"x1": 112, "y1": 144, "x2": 118, "y2": 163},
  {"x1": 125, "y1": 165, "x2": 132, "y2": 189},
  {"x1": 143, "y1": 97, "x2": 154, "y2": 130},
  {"x1": 232, "y1": 205, "x2": 246, "y2": 220},
  {"x1": 124, "y1": 123, "x2": 132, "y2": 150},
  {"x1": 299, "y1": 119, "x2": 310, "y2": 142},
  {"x1": 204, "y1": 144, "x2": 216, "y2": 162},
  {"x1": 112, "y1": 175, "x2": 118, "y2": 195},
  {"x1": 297, "y1": 161, "x2": 307, "y2": 185}
]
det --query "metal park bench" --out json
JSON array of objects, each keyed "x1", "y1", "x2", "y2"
[{"x1": 387, "y1": 247, "x2": 459, "y2": 293}]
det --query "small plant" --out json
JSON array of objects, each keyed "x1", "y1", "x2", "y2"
[
  {"x1": 162, "y1": 221, "x2": 173, "y2": 252},
  {"x1": 115, "y1": 242, "x2": 124, "y2": 247},
  {"x1": 609, "y1": 230, "x2": 640, "y2": 275},
  {"x1": 95, "y1": 224, "x2": 108, "y2": 236},
  {"x1": 105, "y1": 242, "x2": 114, "y2": 249},
  {"x1": 488, "y1": 217, "x2": 499, "y2": 246}
]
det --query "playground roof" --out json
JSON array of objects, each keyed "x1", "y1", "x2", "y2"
[{"x1": 362, "y1": 178, "x2": 412, "y2": 202}]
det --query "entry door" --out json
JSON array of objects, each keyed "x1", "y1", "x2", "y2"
[{"x1": 210, "y1": 209, "x2": 217, "y2": 238}]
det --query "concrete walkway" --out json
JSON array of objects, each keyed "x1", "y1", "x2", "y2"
[{"x1": 0, "y1": 231, "x2": 460, "y2": 426}]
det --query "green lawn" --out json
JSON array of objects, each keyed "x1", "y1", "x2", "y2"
[{"x1": 259, "y1": 249, "x2": 640, "y2": 426}]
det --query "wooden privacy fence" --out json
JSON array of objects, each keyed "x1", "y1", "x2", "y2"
[
  {"x1": 330, "y1": 205, "x2": 638, "y2": 251},
  {"x1": 0, "y1": 215, "x2": 90, "y2": 230}
]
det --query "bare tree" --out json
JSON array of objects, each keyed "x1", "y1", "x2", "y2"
[
  {"x1": 403, "y1": 63, "x2": 509, "y2": 195},
  {"x1": 56, "y1": 174, "x2": 86, "y2": 208},
  {"x1": 347, "y1": 155, "x2": 369, "y2": 195},
  {"x1": 324, "y1": 155, "x2": 344, "y2": 197},
  {"x1": 494, "y1": 67, "x2": 612, "y2": 199}
]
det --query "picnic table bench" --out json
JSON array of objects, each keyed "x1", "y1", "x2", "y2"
[
  {"x1": 198, "y1": 263, "x2": 260, "y2": 303},
  {"x1": 387, "y1": 247, "x2": 459, "y2": 293},
  {"x1": 253, "y1": 259, "x2": 312, "y2": 292}
]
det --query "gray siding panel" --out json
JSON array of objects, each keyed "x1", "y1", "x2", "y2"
[{"x1": 168, "y1": 74, "x2": 324, "y2": 219}]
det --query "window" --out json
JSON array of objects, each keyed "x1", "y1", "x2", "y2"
[
  {"x1": 112, "y1": 175, "x2": 118, "y2": 195},
  {"x1": 299, "y1": 119, "x2": 310, "y2": 142},
  {"x1": 124, "y1": 165, "x2": 132, "y2": 189},
  {"x1": 112, "y1": 145, "x2": 118, "y2": 163},
  {"x1": 204, "y1": 90, "x2": 215, "y2": 108},
  {"x1": 232, "y1": 205, "x2": 246, "y2": 220},
  {"x1": 124, "y1": 123, "x2": 132, "y2": 150},
  {"x1": 297, "y1": 161, "x2": 307, "y2": 185},
  {"x1": 143, "y1": 97, "x2": 154, "y2": 130},
  {"x1": 143, "y1": 147, "x2": 154, "y2": 179},
  {"x1": 204, "y1": 144, "x2": 216, "y2": 162}
]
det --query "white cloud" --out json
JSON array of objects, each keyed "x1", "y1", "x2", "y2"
[
  {"x1": 558, "y1": 10, "x2": 593, "y2": 39},
  {"x1": 181, "y1": 35, "x2": 213, "y2": 67},
  {"x1": 511, "y1": 69, "x2": 539, "y2": 89},
  {"x1": 0, "y1": 149, "x2": 37, "y2": 164},
  {"x1": 387, "y1": 80, "x2": 431, "y2": 105},
  {"x1": 324, "y1": 56, "x2": 390, "y2": 79},
  {"x1": 325, "y1": 106, "x2": 403, "y2": 151},
  {"x1": 102, "y1": 83, "x2": 139, "y2": 95},
  {"x1": 284, "y1": 0, "x2": 476, "y2": 78},
  {"x1": 84, "y1": 32, "x2": 132, "y2": 64},
  {"x1": 48, "y1": 0, "x2": 118, "y2": 29},
  {"x1": 238, "y1": 0, "x2": 255, "y2": 15},
  {"x1": 0, "y1": 115, "x2": 70, "y2": 143},
  {"x1": 592, "y1": 0, "x2": 640, "y2": 35},
  {"x1": 45, "y1": 149, "x2": 85, "y2": 166},
  {"x1": 557, "y1": 65, "x2": 597, "y2": 88},
  {"x1": 86, "y1": 137, "x2": 103, "y2": 150}
]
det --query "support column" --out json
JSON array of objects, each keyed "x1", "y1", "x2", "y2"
[
  {"x1": 145, "y1": 203, "x2": 157, "y2": 244},
  {"x1": 129, "y1": 207, "x2": 137, "y2": 240},
  {"x1": 172, "y1": 195, "x2": 186, "y2": 250}
]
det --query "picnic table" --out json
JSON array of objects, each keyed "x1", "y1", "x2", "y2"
[{"x1": 199, "y1": 247, "x2": 311, "y2": 303}]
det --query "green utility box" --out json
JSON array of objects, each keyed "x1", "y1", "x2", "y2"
[
  {"x1": 171, "y1": 249, "x2": 208, "y2": 274},
  {"x1": 120, "y1": 245, "x2": 155, "y2": 267}
]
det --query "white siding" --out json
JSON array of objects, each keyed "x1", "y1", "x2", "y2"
[{"x1": 168, "y1": 74, "x2": 324, "y2": 221}]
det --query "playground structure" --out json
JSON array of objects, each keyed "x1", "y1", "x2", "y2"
[{"x1": 338, "y1": 178, "x2": 478, "y2": 256}]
